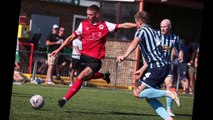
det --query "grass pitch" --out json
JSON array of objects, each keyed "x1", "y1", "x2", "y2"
[{"x1": 9, "y1": 83, "x2": 194, "y2": 120}]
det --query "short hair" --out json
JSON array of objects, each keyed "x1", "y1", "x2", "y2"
[
  {"x1": 88, "y1": 4, "x2": 100, "y2": 13},
  {"x1": 161, "y1": 19, "x2": 172, "y2": 30},
  {"x1": 134, "y1": 11, "x2": 150, "y2": 24}
]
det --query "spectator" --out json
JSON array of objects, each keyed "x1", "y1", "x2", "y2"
[
  {"x1": 188, "y1": 42, "x2": 199, "y2": 95},
  {"x1": 45, "y1": 24, "x2": 62, "y2": 85},
  {"x1": 69, "y1": 36, "x2": 82, "y2": 86},
  {"x1": 13, "y1": 62, "x2": 27, "y2": 84},
  {"x1": 55, "y1": 26, "x2": 68, "y2": 82},
  {"x1": 178, "y1": 39, "x2": 190, "y2": 94}
]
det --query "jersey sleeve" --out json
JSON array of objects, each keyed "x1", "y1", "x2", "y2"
[
  {"x1": 105, "y1": 21, "x2": 118, "y2": 33},
  {"x1": 74, "y1": 22, "x2": 83, "y2": 36}
]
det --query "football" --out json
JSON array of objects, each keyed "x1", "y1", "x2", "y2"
[{"x1": 29, "y1": 94, "x2": 44, "y2": 109}]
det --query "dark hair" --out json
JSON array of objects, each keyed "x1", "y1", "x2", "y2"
[
  {"x1": 88, "y1": 4, "x2": 100, "y2": 13},
  {"x1": 134, "y1": 11, "x2": 150, "y2": 24}
]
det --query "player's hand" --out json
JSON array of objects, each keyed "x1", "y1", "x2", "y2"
[
  {"x1": 50, "y1": 49, "x2": 59, "y2": 57},
  {"x1": 116, "y1": 56, "x2": 125, "y2": 62},
  {"x1": 134, "y1": 70, "x2": 142, "y2": 81}
]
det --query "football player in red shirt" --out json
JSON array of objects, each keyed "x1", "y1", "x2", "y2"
[{"x1": 51, "y1": 4, "x2": 136, "y2": 107}]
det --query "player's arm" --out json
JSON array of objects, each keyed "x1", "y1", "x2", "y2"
[
  {"x1": 118, "y1": 22, "x2": 136, "y2": 29},
  {"x1": 134, "y1": 54, "x2": 148, "y2": 81},
  {"x1": 117, "y1": 37, "x2": 140, "y2": 62},
  {"x1": 51, "y1": 33, "x2": 77, "y2": 57}
]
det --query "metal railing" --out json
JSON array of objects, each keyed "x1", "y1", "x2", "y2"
[{"x1": 16, "y1": 49, "x2": 188, "y2": 91}]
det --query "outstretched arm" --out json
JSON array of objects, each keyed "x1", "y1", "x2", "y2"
[
  {"x1": 116, "y1": 37, "x2": 140, "y2": 62},
  {"x1": 118, "y1": 22, "x2": 136, "y2": 29}
]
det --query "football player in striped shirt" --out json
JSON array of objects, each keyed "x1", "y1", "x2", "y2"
[
  {"x1": 117, "y1": 11, "x2": 181, "y2": 120},
  {"x1": 157, "y1": 19, "x2": 183, "y2": 116}
]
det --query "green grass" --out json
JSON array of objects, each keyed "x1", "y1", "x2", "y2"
[{"x1": 9, "y1": 84, "x2": 194, "y2": 120}]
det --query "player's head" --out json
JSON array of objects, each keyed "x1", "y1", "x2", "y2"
[
  {"x1": 160, "y1": 19, "x2": 172, "y2": 35},
  {"x1": 87, "y1": 5, "x2": 100, "y2": 24},
  {"x1": 134, "y1": 11, "x2": 150, "y2": 28}
]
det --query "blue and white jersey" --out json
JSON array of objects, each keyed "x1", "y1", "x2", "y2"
[
  {"x1": 157, "y1": 30, "x2": 182, "y2": 64},
  {"x1": 135, "y1": 25, "x2": 168, "y2": 68}
]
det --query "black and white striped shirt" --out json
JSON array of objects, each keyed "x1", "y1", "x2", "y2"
[
  {"x1": 157, "y1": 30, "x2": 182, "y2": 64},
  {"x1": 135, "y1": 25, "x2": 168, "y2": 68}
]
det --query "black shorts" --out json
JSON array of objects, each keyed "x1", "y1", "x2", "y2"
[
  {"x1": 142, "y1": 65, "x2": 169, "y2": 89},
  {"x1": 57, "y1": 55, "x2": 71, "y2": 65},
  {"x1": 79, "y1": 54, "x2": 102, "y2": 74},
  {"x1": 71, "y1": 58, "x2": 80, "y2": 70}
]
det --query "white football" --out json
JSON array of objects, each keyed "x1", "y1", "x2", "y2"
[{"x1": 30, "y1": 95, "x2": 44, "y2": 109}]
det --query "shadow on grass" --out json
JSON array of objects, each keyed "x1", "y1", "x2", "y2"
[
  {"x1": 64, "y1": 110, "x2": 192, "y2": 118},
  {"x1": 12, "y1": 92, "x2": 33, "y2": 97},
  {"x1": 64, "y1": 110, "x2": 158, "y2": 117},
  {"x1": 174, "y1": 113, "x2": 192, "y2": 117}
]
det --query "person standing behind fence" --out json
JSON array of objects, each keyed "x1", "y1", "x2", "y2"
[
  {"x1": 187, "y1": 42, "x2": 199, "y2": 95},
  {"x1": 157, "y1": 19, "x2": 183, "y2": 117},
  {"x1": 51, "y1": 4, "x2": 137, "y2": 108},
  {"x1": 45, "y1": 24, "x2": 62, "y2": 85},
  {"x1": 179, "y1": 40, "x2": 190, "y2": 94},
  {"x1": 56, "y1": 26, "x2": 67, "y2": 81},
  {"x1": 69, "y1": 36, "x2": 82, "y2": 87},
  {"x1": 117, "y1": 11, "x2": 180, "y2": 120}
]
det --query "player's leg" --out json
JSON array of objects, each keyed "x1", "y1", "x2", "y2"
[
  {"x1": 133, "y1": 77, "x2": 180, "y2": 107},
  {"x1": 58, "y1": 67, "x2": 93, "y2": 107},
  {"x1": 164, "y1": 76, "x2": 175, "y2": 116},
  {"x1": 146, "y1": 98, "x2": 174, "y2": 120},
  {"x1": 87, "y1": 55, "x2": 110, "y2": 83},
  {"x1": 58, "y1": 54, "x2": 102, "y2": 107},
  {"x1": 91, "y1": 71, "x2": 110, "y2": 83},
  {"x1": 135, "y1": 86, "x2": 179, "y2": 119},
  {"x1": 139, "y1": 65, "x2": 180, "y2": 107}
]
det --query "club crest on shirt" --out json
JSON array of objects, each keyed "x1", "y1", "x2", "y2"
[{"x1": 99, "y1": 24, "x2": 104, "y2": 30}]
